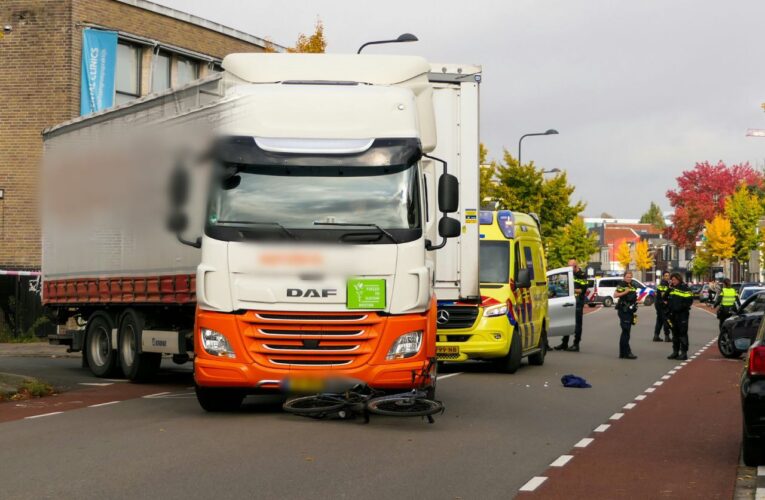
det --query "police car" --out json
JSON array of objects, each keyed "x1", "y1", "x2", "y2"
[{"x1": 590, "y1": 277, "x2": 656, "y2": 307}]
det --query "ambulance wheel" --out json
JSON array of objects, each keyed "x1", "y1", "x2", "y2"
[
  {"x1": 603, "y1": 297, "x2": 614, "y2": 308},
  {"x1": 496, "y1": 330, "x2": 522, "y2": 374},
  {"x1": 85, "y1": 313, "x2": 120, "y2": 378},
  {"x1": 528, "y1": 331, "x2": 547, "y2": 366}
]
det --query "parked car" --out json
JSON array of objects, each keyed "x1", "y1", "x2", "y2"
[
  {"x1": 738, "y1": 311, "x2": 765, "y2": 465},
  {"x1": 590, "y1": 277, "x2": 656, "y2": 308},
  {"x1": 740, "y1": 287, "x2": 765, "y2": 303},
  {"x1": 719, "y1": 291, "x2": 765, "y2": 359},
  {"x1": 689, "y1": 283, "x2": 703, "y2": 300}
]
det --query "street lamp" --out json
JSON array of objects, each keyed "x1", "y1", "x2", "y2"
[
  {"x1": 518, "y1": 129, "x2": 558, "y2": 169},
  {"x1": 357, "y1": 33, "x2": 419, "y2": 54}
]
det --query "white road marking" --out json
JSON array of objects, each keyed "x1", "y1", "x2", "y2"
[
  {"x1": 661, "y1": 375, "x2": 671, "y2": 380},
  {"x1": 24, "y1": 412, "x2": 62, "y2": 419},
  {"x1": 635, "y1": 394, "x2": 647, "y2": 400},
  {"x1": 102, "y1": 379, "x2": 128, "y2": 383},
  {"x1": 89, "y1": 401, "x2": 120, "y2": 408},
  {"x1": 681, "y1": 362, "x2": 689, "y2": 366},
  {"x1": 142, "y1": 392, "x2": 171, "y2": 399},
  {"x1": 519, "y1": 476, "x2": 547, "y2": 492},
  {"x1": 668, "y1": 370, "x2": 677, "y2": 374},
  {"x1": 758, "y1": 466, "x2": 765, "y2": 476},
  {"x1": 623, "y1": 403, "x2": 636, "y2": 410},
  {"x1": 550, "y1": 455, "x2": 573, "y2": 467},
  {"x1": 437, "y1": 372, "x2": 463, "y2": 381},
  {"x1": 645, "y1": 388, "x2": 656, "y2": 393},
  {"x1": 575, "y1": 438, "x2": 594, "y2": 448},
  {"x1": 594, "y1": 424, "x2": 610, "y2": 432},
  {"x1": 78, "y1": 382, "x2": 113, "y2": 386},
  {"x1": 653, "y1": 381, "x2": 664, "y2": 386},
  {"x1": 610, "y1": 413, "x2": 624, "y2": 420}
]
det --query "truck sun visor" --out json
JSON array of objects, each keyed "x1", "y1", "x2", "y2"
[{"x1": 254, "y1": 137, "x2": 374, "y2": 155}]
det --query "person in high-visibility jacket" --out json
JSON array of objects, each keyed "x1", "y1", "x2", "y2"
[
  {"x1": 653, "y1": 271, "x2": 671, "y2": 342},
  {"x1": 667, "y1": 273, "x2": 694, "y2": 361},
  {"x1": 713, "y1": 278, "x2": 738, "y2": 332},
  {"x1": 614, "y1": 270, "x2": 638, "y2": 359}
]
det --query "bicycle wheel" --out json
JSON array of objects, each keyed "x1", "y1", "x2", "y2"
[
  {"x1": 283, "y1": 394, "x2": 346, "y2": 418},
  {"x1": 366, "y1": 395, "x2": 443, "y2": 417}
]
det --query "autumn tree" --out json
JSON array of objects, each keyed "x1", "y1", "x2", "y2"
[
  {"x1": 546, "y1": 217, "x2": 600, "y2": 269},
  {"x1": 616, "y1": 241, "x2": 632, "y2": 270},
  {"x1": 666, "y1": 161, "x2": 763, "y2": 248},
  {"x1": 264, "y1": 19, "x2": 327, "y2": 54},
  {"x1": 634, "y1": 240, "x2": 654, "y2": 279},
  {"x1": 704, "y1": 215, "x2": 735, "y2": 261},
  {"x1": 724, "y1": 184, "x2": 764, "y2": 265},
  {"x1": 639, "y1": 202, "x2": 666, "y2": 230}
]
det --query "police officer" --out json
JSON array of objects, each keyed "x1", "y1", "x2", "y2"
[
  {"x1": 667, "y1": 272, "x2": 693, "y2": 360},
  {"x1": 653, "y1": 272, "x2": 671, "y2": 342},
  {"x1": 614, "y1": 270, "x2": 638, "y2": 359},
  {"x1": 553, "y1": 258, "x2": 588, "y2": 352},
  {"x1": 713, "y1": 278, "x2": 738, "y2": 332}
]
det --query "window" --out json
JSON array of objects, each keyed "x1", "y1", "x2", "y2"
[
  {"x1": 152, "y1": 51, "x2": 172, "y2": 93},
  {"x1": 177, "y1": 57, "x2": 199, "y2": 86},
  {"x1": 479, "y1": 241, "x2": 510, "y2": 284},
  {"x1": 115, "y1": 42, "x2": 141, "y2": 104},
  {"x1": 523, "y1": 246, "x2": 535, "y2": 280},
  {"x1": 548, "y1": 272, "x2": 570, "y2": 298}
]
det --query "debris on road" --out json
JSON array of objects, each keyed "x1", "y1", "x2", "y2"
[{"x1": 561, "y1": 374, "x2": 592, "y2": 388}]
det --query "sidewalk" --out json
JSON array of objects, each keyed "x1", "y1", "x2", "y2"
[
  {"x1": 0, "y1": 342, "x2": 80, "y2": 358},
  {"x1": 520, "y1": 338, "x2": 742, "y2": 499}
]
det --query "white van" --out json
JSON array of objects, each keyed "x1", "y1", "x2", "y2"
[{"x1": 591, "y1": 277, "x2": 656, "y2": 307}]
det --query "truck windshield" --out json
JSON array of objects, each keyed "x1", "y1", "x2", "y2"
[
  {"x1": 480, "y1": 241, "x2": 510, "y2": 284},
  {"x1": 209, "y1": 164, "x2": 421, "y2": 230}
]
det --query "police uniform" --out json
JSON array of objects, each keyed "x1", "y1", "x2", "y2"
[
  {"x1": 653, "y1": 279, "x2": 671, "y2": 342},
  {"x1": 714, "y1": 285, "x2": 737, "y2": 332},
  {"x1": 616, "y1": 280, "x2": 638, "y2": 359},
  {"x1": 555, "y1": 268, "x2": 588, "y2": 352},
  {"x1": 667, "y1": 281, "x2": 693, "y2": 360}
]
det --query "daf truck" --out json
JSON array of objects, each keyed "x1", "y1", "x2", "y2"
[{"x1": 43, "y1": 53, "x2": 481, "y2": 410}]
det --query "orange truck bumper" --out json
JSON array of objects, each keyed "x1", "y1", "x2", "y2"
[{"x1": 194, "y1": 303, "x2": 436, "y2": 391}]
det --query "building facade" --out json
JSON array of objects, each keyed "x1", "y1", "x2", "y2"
[{"x1": 0, "y1": 0, "x2": 277, "y2": 270}]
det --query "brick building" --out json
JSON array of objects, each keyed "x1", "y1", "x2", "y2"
[{"x1": 0, "y1": 0, "x2": 278, "y2": 271}]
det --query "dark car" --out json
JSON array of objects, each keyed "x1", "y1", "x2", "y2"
[
  {"x1": 689, "y1": 283, "x2": 703, "y2": 300},
  {"x1": 739, "y1": 314, "x2": 765, "y2": 465},
  {"x1": 719, "y1": 292, "x2": 765, "y2": 359}
]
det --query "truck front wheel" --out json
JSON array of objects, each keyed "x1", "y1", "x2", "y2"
[
  {"x1": 195, "y1": 386, "x2": 245, "y2": 412},
  {"x1": 118, "y1": 309, "x2": 161, "y2": 382},
  {"x1": 85, "y1": 314, "x2": 119, "y2": 378}
]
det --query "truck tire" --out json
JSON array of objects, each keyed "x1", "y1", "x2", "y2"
[
  {"x1": 118, "y1": 309, "x2": 161, "y2": 382},
  {"x1": 528, "y1": 331, "x2": 547, "y2": 366},
  {"x1": 85, "y1": 314, "x2": 120, "y2": 378},
  {"x1": 603, "y1": 297, "x2": 614, "y2": 308},
  {"x1": 496, "y1": 330, "x2": 522, "y2": 374},
  {"x1": 195, "y1": 386, "x2": 245, "y2": 412}
]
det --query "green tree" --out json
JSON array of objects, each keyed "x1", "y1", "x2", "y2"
[
  {"x1": 546, "y1": 217, "x2": 599, "y2": 269},
  {"x1": 724, "y1": 184, "x2": 764, "y2": 264},
  {"x1": 639, "y1": 202, "x2": 666, "y2": 230},
  {"x1": 692, "y1": 244, "x2": 713, "y2": 279}
]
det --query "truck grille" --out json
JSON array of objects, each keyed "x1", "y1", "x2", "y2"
[
  {"x1": 437, "y1": 306, "x2": 479, "y2": 330},
  {"x1": 238, "y1": 311, "x2": 381, "y2": 369}
]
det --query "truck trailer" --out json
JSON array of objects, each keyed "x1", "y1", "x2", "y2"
[{"x1": 43, "y1": 53, "x2": 481, "y2": 410}]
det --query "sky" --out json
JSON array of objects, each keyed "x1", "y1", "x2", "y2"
[{"x1": 154, "y1": 0, "x2": 765, "y2": 218}]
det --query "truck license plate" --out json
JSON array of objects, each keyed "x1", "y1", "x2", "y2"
[{"x1": 437, "y1": 346, "x2": 459, "y2": 356}]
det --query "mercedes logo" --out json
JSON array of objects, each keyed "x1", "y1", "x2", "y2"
[{"x1": 437, "y1": 309, "x2": 450, "y2": 325}]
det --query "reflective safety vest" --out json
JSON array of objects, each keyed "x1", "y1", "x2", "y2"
[
  {"x1": 720, "y1": 287, "x2": 736, "y2": 307},
  {"x1": 669, "y1": 288, "x2": 693, "y2": 299}
]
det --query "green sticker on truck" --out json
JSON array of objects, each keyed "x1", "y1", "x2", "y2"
[{"x1": 347, "y1": 278, "x2": 386, "y2": 309}]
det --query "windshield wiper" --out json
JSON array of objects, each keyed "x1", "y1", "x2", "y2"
[
  {"x1": 216, "y1": 220, "x2": 297, "y2": 240},
  {"x1": 313, "y1": 221, "x2": 399, "y2": 243}
]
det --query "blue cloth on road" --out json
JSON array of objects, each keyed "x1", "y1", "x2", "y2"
[{"x1": 561, "y1": 374, "x2": 591, "y2": 388}]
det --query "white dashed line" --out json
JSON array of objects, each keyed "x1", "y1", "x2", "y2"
[
  {"x1": 681, "y1": 362, "x2": 689, "y2": 366},
  {"x1": 757, "y1": 466, "x2": 765, "y2": 476},
  {"x1": 635, "y1": 394, "x2": 647, "y2": 401},
  {"x1": 78, "y1": 382, "x2": 113, "y2": 386},
  {"x1": 668, "y1": 370, "x2": 677, "y2": 374},
  {"x1": 437, "y1": 372, "x2": 463, "y2": 381},
  {"x1": 661, "y1": 375, "x2": 671, "y2": 380},
  {"x1": 24, "y1": 412, "x2": 62, "y2": 419},
  {"x1": 645, "y1": 388, "x2": 656, "y2": 393},
  {"x1": 575, "y1": 438, "x2": 594, "y2": 448},
  {"x1": 653, "y1": 381, "x2": 664, "y2": 386},
  {"x1": 610, "y1": 413, "x2": 624, "y2": 420},
  {"x1": 519, "y1": 476, "x2": 547, "y2": 492},
  {"x1": 594, "y1": 424, "x2": 610, "y2": 432},
  {"x1": 89, "y1": 401, "x2": 120, "y2": 408},
  {"x1": 623, "y1": 403, "x2": 636, "y2": 410},
  {"x1": 550, "y1": 455, "x2": 573, "y2": 467},
  {"x1": 142, "y1": 392, "x2": 171, "y2": 399}
]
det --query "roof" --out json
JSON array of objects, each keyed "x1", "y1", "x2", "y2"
[
  {"x1": 603, "y1": 227, "x2": 640, "y2": 244},
  {"x1": 607, "y1": 223, "x2": 663, "y2": 235},
  {"x1": 113, "y1": 0, "x2": 286, "y2": 51}
]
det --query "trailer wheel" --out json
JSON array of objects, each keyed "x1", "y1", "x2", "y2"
[
  {"x1": 85, "y1": 314, "x2": 119, "y2": 378},
  {"x1": 195, "y1": 386, "x2": 245, "y2": 412},
  {"x1": 118, "y1": 310, "x2": 161, "y2": 382}
]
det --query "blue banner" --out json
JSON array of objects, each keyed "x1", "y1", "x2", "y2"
[{"x1": 80, "y1": 29, "x2": 118, "y2": 115}]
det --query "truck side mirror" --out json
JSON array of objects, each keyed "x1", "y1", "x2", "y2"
[
  {"x1": 516, "y1": 269, "x2": 531, "y2": 289},
  {"x1": 438, "y1": 173, "x2": 459, "y2": 213},
  {"x1": 168, "y1": 165, "x2": 190, "y2": 209},
  {"x1": 439, "y1": 216, "x2": 461, "y2": 238},
  {"x1": 166, "y1": 212, "x2": 188, "y2": 233}
]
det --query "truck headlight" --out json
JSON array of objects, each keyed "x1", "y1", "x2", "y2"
[
  {"x1": 200, "y1": 328, "x2": 236, "y2": 358},
  {"x1": 484, "y1": 304, "x2": 508, "y2": 317},
  {"x1": 386, "y1": 331, "x2": 423, "y2": 360}
]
